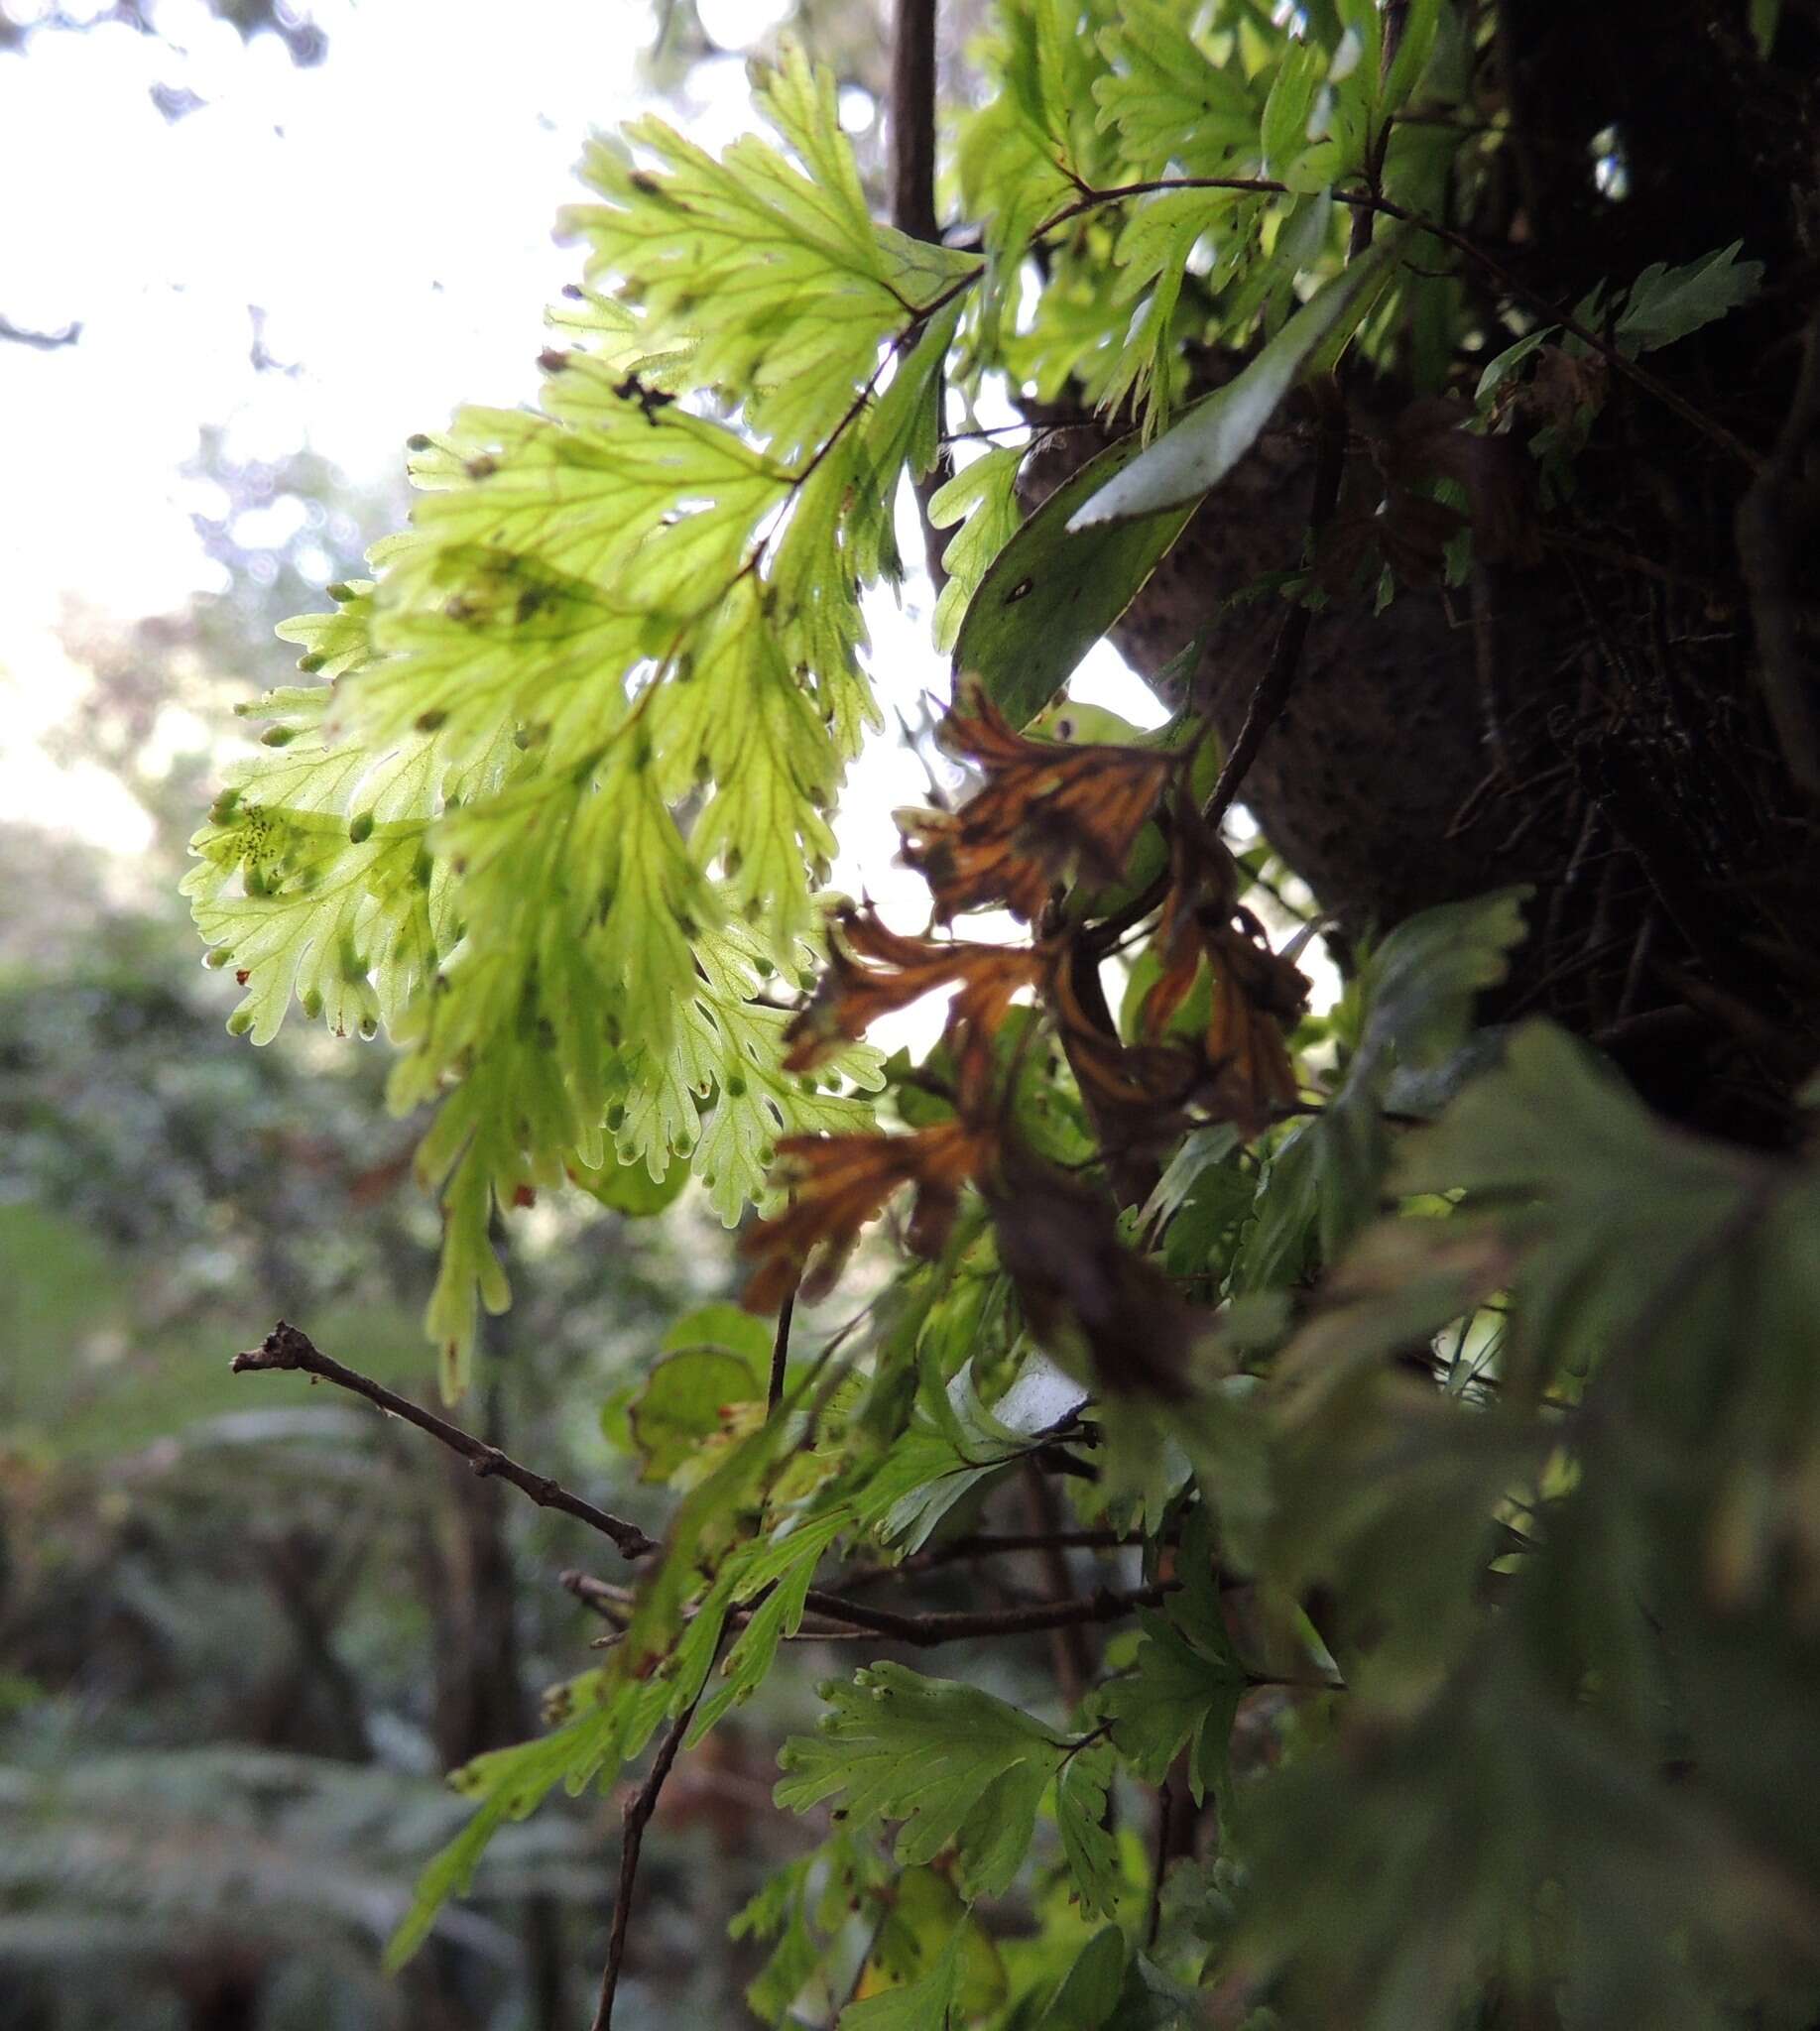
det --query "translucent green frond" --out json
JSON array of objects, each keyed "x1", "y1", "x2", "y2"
[
  {"x1": 928, "y1": 446, "x2": 1025, "y2": 655},
  {"x1": 189, "y1": 44, "x2": 968, "y2": 1395},
  {"x1": 1092, "y1": 1, "x2": 1260, "y2": 180},
  {"x1": 182, "y1": 686, "x2": 482, "y2": 1046},
  {"x1": 561, "y1": 44, "x2": 976, "y2": 463}
]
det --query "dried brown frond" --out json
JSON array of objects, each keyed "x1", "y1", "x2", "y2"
[
  {"x1": 740, "y1": 1119, "x2": 996, "y2": 1312},
  {"x1": 784, "y1": 907, "x2": 1044, "y2": 1105},
  {"x1": 897, "y1": 676, "x2": 1177, "y2": 922},
  {"x1": 1141, "y1": 832, "x2": 1308, "y2": 1136}
]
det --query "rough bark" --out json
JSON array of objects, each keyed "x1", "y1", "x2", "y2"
[{"x1": 1022, "y1": 8, "x2": 1820, "y2": 1139}]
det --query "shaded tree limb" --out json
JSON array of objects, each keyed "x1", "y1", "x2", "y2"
[
  {"x1": 889, "y1": 0, "x2": 940, "y2": 245},
  {"x1": 237, "y1": 1327, "x2": 1128, "y2": 1654},
  {"x1": 230, "y1": 1322, "x2": 659, "y2": 1559},
  {"x1": 564, "y1": 1565, "x2": 1177, "y2": 1648},
  {"x1": 890, "y1": 0, "x2": 952, "y2": 592},
  {"x1": 830, "y1": 1525, "x2": 1141, "y2": 1591}
]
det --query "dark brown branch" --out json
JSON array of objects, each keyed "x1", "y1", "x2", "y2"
[
  {"x1": 1024, "y1": 1459, "x2": 1092, "y2": 1708},
  {"x1": 889, "y1": 0, "x2": 940, "y2": 245},
  {"x1": 832, "y1": 1525, "x2": 1139, "y2": 1589},
  {"x1": 768, "y1": 1283, "x2": 795, "y2": 1414},
  {"x1": 799, "y1": 1580, "x2": 1175, "y2": 1646},
  {"x1": 231, "y1": 1322, "x2": 658, "y2": 1560},
  {"x1": 890, "y1": 0, "x2": 953, "y2": 594},
  {"x1": 563, "y1": 1565, "x2": 1175, "y2": 1648},
  {"x1": 590, "y1": 1698, "x2": 698, "y2": 2031}
]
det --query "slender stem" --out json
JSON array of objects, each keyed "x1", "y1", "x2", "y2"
[
  {"x1": 769, "y1": 1282, "x2": 796, "y2": 1414},
  {"x1": 590, "y1": 1696, "x2": 700, "y2": 2031},
  {"x1": 1199, "y1": 285, "x2": 1360, "y2": 835},
  {"x1": 1197, "y1": 518, "x2": 1327, "y2": 831},
  {"x1": 832, "y1": 1525, "x2": 1140, "y2": 1590},
  {"x1": 1146, "y1": 1776, "x2": 1176, "y2": 1948},
  {"x1": 230, "y1": 1322, "x2": 658, "y2": 1560},
  {"x1": 265, "y1": 1275, "x2": 1140, "y2": 1648},
  {"x1": 795, "y1": 1580, "x2": 1176, "y2": 1647},
  {"x1": 564, "y1": 1567, "x2": 1175, "y2": 1649}
]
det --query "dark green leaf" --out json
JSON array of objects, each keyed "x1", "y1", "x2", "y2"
[
  {"x1": 1038, "y1": 1924, "x2": 1128, "y2": 2029},
  {"x1": 954, "y1": 433, "x2": 1199, "y2": 727},
  {"x1": 1055, "y1": 1741, "x2": 1122, "y2": 1919}
]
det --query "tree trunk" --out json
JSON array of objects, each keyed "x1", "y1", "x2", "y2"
[{"x1": 1024, "y1": 6, "x2": 1820, "y2": 1140}]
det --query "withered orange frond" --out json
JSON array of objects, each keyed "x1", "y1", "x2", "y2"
[
  {"x1": 1204, "y1": 981, "x2": 1301, "y2": 1135},
  {"x1": 899, "y1": 677, "x2": 1177, "y2": 922},
  {"x1": 740, "y1": 1120, "x2": 995, "y2": 1312},
  {"x1": 1049, "y1": 941, "x2": 1198, "y2": 1129},
  {"x1": 984, "y1": 1155, "x2": 1201, "y2": 1401},
  {"x1": 1193, "y1": 923, "x2": 1307, "y2": 1136},
  {"x1": 783, "y1": 907, "x2": 1043, "y2": 1076},
  {"x1": 1134, "y1": 845, "x2": 1309, "y2": 1137}
]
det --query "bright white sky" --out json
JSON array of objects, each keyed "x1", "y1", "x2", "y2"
[{"x1": 0, "y1": 0, "x2": 1153, "y2": 948}]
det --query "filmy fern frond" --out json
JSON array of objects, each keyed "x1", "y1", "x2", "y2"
[{"x1": 187, "y1": 46, "x2": 966, "y2": 1395}]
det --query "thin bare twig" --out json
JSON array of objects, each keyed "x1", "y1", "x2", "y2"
[
  {"x1": 563, "y1": 1565, "x2": 1176, "y2": 1648},
  {"x1": 768, "y1": 1282, "x2": 796, "y2": 1414},
  {"x1": 832, "y1": 1525, "x2": 1140, "y2": 1590},
  {"x1": 793, "y1": 1581, "x2": 1177, "y2": 1646},
  {"x1": 231, "y1": 1322, "x2": 658, "y2": 1560},
  {"x1": 590, "y1": 1697, "x2": 700, "y2": 2031}
]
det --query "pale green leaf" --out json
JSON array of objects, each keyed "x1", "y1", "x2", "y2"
[
  {"x1": 1038, "y1": 1925, "x2": 1128, "y2": 2029},
  {"x1": 777, "y1": 1664, "x2": 1068, "y2": 1897},
  {"x1": 1091, "y1": 1, "x2": 1258, "y2": 179},
  {"x1": 928, "y1": 445, "x2": 1025, "y2": 656},
  {"x1": 1069, "y1": 230, "x2": 1403, "y2": 529}
]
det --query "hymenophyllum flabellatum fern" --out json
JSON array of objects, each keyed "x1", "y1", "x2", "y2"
[{"x1": 189, "y1": 9, "x2": 1820, "y2": 2029}]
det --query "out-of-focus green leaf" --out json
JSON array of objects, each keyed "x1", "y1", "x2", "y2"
[
  {"x1": 840, "y1": 1919, "x2": 965, "y2": 2028},
  {"x1": 567, "y1": 1147, "x2": 690, "y2": 1216},
  {"x1": 1104, "y1": 1511, "x2": 1247, "y2": 1805},
  {"x1": 1037, "y1": 1924, "x2": 1128, "y2": 2028},
  {"x1": 628, "y1": 1348, "x2": 762, "y2": 1485}
]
